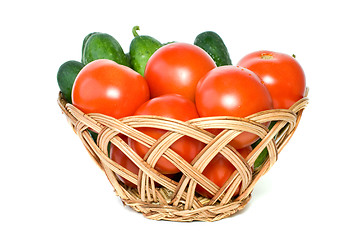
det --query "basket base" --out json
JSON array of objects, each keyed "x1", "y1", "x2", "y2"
[{"x1": 121, "y1": 194, "x2": 252, "y2": 222}]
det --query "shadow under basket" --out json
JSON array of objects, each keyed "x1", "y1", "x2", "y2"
[{"x1": 57, "y1": 89, "x2": 308, "y2": 222}]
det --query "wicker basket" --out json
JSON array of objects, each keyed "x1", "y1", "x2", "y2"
[{"x1": 57, "y1": 89, "x2": 308, "y2": 222}]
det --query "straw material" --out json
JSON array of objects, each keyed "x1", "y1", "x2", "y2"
[{"x1": 57, "y1": 89, "x2": 308, "y2": 222}]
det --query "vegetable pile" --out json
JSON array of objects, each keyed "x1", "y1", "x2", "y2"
[{"x1": 57, "y1": 26, "x2": 306, "y2": 198}]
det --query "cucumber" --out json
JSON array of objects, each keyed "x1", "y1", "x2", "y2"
[
  {"x1": 57, "y1": 60, "x2": 84, "y2": 103},
  {"x1": 129, "y1": 26, "x2": 162, "y2": 76},
  {"x1": 253, "y1": 141, "x2": 269, "y2": 169},
  {"x1": 125, "y1": 52, "x2": 132, "y2": 68},
  {"x1": 88, "y1": 130, "x2": 111, "y2": 157},
  {"x1": 82, "y1": 32, "x2": 128, "y2": 66},
  {"x1": 194, "y1": 31, "x2": 232, "y2": 67},
  {"x1": 81, "y1": 32, "x2": 99, "y2": 64},
  {"x1": 252, "y1": 121, "x2": 277, "y2": 169}
]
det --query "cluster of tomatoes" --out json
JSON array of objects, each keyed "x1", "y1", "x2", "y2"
[{"x1": 72, "y1": 42, "x2": 306, "y2": 198}]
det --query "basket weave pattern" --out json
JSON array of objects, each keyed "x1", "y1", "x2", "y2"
[{"x1": 58, "y1": 90, "x2": 308, "y2": 222}]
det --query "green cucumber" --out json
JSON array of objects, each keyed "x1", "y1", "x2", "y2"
[
  {"x1": 81, "y1": 32, "x2": 99, "y2": 64},
  {"x1": 194, "y1": 31, "x2": 232, "y2": 67},
  {"x1": 125, "y1": 52, "x2": 132, "y2": 68},
  {"x1": 253, "y1": 142, "x2": 269, "y2": 169},
  {"x1": 129, "y1": 26, "x2": 162, "y2": 76},
  {"x1": 252, "y1": 121, "x2": 277, "y2": 169},
  {"x1": 82, "y1": 32, "x2": 128, "y2": 66},
  {"x1": 57, "y1": 60, "x2": 84, "y2": 103},
  {"x1": 88, "y1": 130, "x2": 111, "y2": 157}
]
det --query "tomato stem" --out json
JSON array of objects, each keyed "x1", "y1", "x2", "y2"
[
  {"x1": 132, "y1": 26, "x2": 140, "y2": 37},
  {"x1": 260, "y1": 53, "x2": 273, "y2": 60}
]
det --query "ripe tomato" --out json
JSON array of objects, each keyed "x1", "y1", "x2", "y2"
[
  {"x1": 110, "y1": 138, "x2": 138, "y2": 188},
  {"x1": 128, "y1": 94, "x2": 204, "y2": 174},
  {"x1": 237, "y1": 50, "x2": 306, "y2": 109},
  {"x1": 195, "y1": 66, "x2": 273, "y2": 149},
  {"x1": 196, "y1": 146, "x2": 252, "y2": 198},
  {"x1": 110, "y1": 137, "x2": 177, "y2": 188},
  {"x1": 236, "y1": 146, "x2": 252, "y2": 160},
  {"x1": 72, "y1": 59, "x2": 150, "y2": 118},
  {"x1": 144, "y1": 42, "x2": 216, "y2": 102}
]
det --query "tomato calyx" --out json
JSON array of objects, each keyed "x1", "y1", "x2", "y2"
[{"x1": 260, "y1": 53, "x2": 274, "y2": 60}]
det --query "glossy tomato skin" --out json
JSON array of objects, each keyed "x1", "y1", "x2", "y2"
[
  {"x1": 237, "y1": 50, "x2": 306, "y2": 109},
  {"x1": 195, "y1": 66, "x2": 273, "y2": 149},
  {"x1": 196, "y1": 146, "x2": 252, "y2": 198},
  {"x1": 128, "y1": 94, "x2": 204, "y2": 174},
  {"x1": 72, "y1": 59, "x2": 150, "y2": 118},
  {"x1": 144, "y1": 42, "x2": 216, "y2": 102}
]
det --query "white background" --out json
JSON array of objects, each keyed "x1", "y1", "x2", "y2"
[{"x1": 1, "y1": 0, "x2": 358, "y2": 239}]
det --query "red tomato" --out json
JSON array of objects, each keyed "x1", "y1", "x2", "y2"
[
  {"x1": 195, "y1": 66, "x2": 273, "y2": 149},
  {"x1": 237, "y1": 50, "x2": 306, "y2": 109},
  {"x1": 72, "y1": 59, "x2": 150, "y2": 118},
  {"x1": 196, "y1": 146, "x2": 252, "y2": 198},
  {"x1": 110, "y1": 137, "x2": 177, "y2": 188},
  {"x1": 144, "y1": 42, "x2": 216, "y2": 102},
  {"x1": 110, "y1": 139, "x2": 138, "y2": 188},
  {"x1": 236, "y1": 146, "x2": 252, "y2": 160},
  {"x1": 128, "y1": 94, "x2": 204, "y2": 174}
]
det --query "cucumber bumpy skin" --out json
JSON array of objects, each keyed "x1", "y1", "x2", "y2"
[
  {"x1": 129, "y1": 26, "x2": 163, "y2": 76},
  {"x1": 194, "y1": 31, "x2": 232, "y2": 67},
  {"x1": 82, "y1": 32, "x2": 128, "y2": 66},
  {"x1": 57, "y1": 60, "x2": 84, "y2": 104}
]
